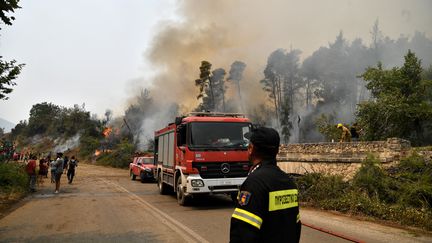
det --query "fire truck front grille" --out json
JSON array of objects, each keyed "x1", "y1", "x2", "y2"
[{"x1": 192, "y1": 162, "x2": 249, "y2": 179}]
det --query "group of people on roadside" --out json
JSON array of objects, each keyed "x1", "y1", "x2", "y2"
[{"x1": 25, "y1": 152, "x2": 78, "y2": 194}]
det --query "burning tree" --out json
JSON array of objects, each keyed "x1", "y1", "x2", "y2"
[
  {"x1": 195, "y1": 60, "x2": 246, "y2": 113},
  {"x1": 195, "y1": 60, "x2": 214, "y2": 111},
  {"x1": 210, "y1": 68, "x2": 227, "y2": 112},
  {"x1": 260, "y1": 49, "x2": 301, "y2": 141},
  {"x1": 123, "y1": 89, "x2": 153, "y2": 141},
  {"x1": 227, "y1": 61, "x2": 246, "y2": 112}
]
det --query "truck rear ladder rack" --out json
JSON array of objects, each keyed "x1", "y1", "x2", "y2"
[{"x1": 188, "y1": 112, "x2": 246, "y2": 118}]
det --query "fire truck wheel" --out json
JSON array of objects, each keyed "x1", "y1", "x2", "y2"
[
  {"x1": 158, "y1": 173, "x2": 169, "y2": 195},
  {"x1": 140, "y1": 171, "x2": 146, "y2": 183},
  {"x1": 130, "y1": 170, "x2": 136, "y2": 181},
  {"x1": 176, "y1": 177, "x2": 189, "y2": 206}
]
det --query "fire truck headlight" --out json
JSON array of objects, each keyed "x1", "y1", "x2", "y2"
[{"x1": 191, "y1": 179, "x2": 204, "y2": 187}]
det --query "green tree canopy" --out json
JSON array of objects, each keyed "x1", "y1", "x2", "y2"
[
  {"x1": 0, "y1": 0, "x2": 24, "y2": 100},
  {"x1": 0, "y1": 0, "x2": 20, "y2": 28},
  {"x1": 195, "y1": 61, "x2": 213, "y2": 108},
  {"x1": 0, "y1": 59, "x2": 23, "y2": 100},
  {"x1": 27, "y1": 102, "x2": 61, "y2": 135},
  {"x1": 356, "y1": 50, "x2": 432, "y2": 145}
]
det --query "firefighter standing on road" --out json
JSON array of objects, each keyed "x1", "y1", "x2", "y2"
[
  {"x1": 337, "y1": 123, "x2": 351, "y2": 142},
  {"x1": 230, "y1": 127, "x2": 301, "y2": 243}
]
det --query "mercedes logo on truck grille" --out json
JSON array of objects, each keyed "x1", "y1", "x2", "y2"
[{"x1": 221, "y1": 163, "x2": 230, "y2": 174}]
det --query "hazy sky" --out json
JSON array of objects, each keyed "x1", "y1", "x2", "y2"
[
  {"x1": 0, "y1": 0, "x2": 179, "y2": 124},
  {"x1": 0, "y1": 0, "x2": 431, "y2": 125}
]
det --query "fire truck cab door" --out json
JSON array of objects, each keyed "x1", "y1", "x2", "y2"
[{"x1": 177, "y1": 125, "x2": 187, "y2": 165}]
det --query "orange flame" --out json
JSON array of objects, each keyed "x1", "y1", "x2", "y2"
[
  {"x1": 94, "y1": 149, "x2": 102, "y2": 156},
  {"x1": 102, "y1": 127, "x2": 112, "y2": 137},
  {"x1": 94, "y1": 149, "x2": 112, "y2": 156}
]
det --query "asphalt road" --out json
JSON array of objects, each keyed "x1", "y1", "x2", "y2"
[{"x1": 0, "y1": 164, "x2": 430, "y2": 242}]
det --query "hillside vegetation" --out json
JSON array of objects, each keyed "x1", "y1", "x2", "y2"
[{"x1": 0, "y1": 163, "x2": 28, "y2": 212}]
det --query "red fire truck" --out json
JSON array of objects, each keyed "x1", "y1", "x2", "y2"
[{"x1": 154, "y1": 112, "x2": 252, "y2": 205}]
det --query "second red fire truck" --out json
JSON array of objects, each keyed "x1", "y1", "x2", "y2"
[{"x1": 154, "y1": 112, "x2": 252, "y2": 205}]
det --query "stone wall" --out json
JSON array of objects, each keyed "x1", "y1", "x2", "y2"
[{"x1": 276, "y1": 138, "x2": 411, "y2": 179}]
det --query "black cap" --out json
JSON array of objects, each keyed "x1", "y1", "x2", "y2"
[{"x1": 245, "y1": 126, "x2": 280, "y2": 149}]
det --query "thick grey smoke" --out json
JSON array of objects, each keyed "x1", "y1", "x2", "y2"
[
  {"x1": 118, "y1": 89, "x2": 179, "y2": 150},
  {"x1": 128, "y1": 0, "x2": 432, "y2": 147},
  {"x1": 138, "y1": 103, "x2": 179, "y2": 150},
  {"x1": 226, "y1": 61, "x2": 247, "y2": 112},
  {"x1": 53, "y1": 134, "x2": 81, "y2": 153},
  {"x1": 228, "y1": 61, "x2": 247, "y2": 82}
]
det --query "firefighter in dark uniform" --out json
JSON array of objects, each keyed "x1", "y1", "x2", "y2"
[{"x1": 230, "y1": 126, "x2": 301, "y2": 243}]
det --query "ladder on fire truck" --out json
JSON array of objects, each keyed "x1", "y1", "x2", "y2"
[{"x1": 188, "y1": 112, "x2": 246, "y2": 118}]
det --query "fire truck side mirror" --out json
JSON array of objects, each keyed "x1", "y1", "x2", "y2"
[{"x1": 179, "y1": 146, "x2": 186, "y2": 153}]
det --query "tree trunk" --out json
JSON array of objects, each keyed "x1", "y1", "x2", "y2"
[
  {"x1": 414, "y1": 119, "x2": 424, "y2": 146},
  {"x1": 222, "y1": 90, "x2": 225, "y2": 112},
  {"x1": 289, "y1": 77, "x2": 294, "y2": 115},
  {"x1": 276, "y1": 76, "x2": 282, "y2": 122},
  {"x1": 306, "y1": 79, "x2": 310, "y2": 110},
  {"x1": 277, "y1": 77, "x2": 282, "y2": 112},
  {"x1": 208, "y1": 78, "x2": 216, "y2": 110},
  {"x1": 237, "y1": 81, "x2": 244, "y2": 113},
  {"x1": 271, "y1": 80, "x2": 279, "y2": 123}
]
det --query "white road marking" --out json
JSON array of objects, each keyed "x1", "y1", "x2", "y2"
[{"x1": 100, "y1": 178, "x2": 209, "y2": 243}]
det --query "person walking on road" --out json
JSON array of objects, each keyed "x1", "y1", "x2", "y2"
[
  {"x1": 230, "y1": 126, "x2": 301, "y2": 243},
  {"x1": 25, "y1": 155, "x2": 37, "y2": 192},
  {"x1": 50, "y1": 157, "x2": 56, "y2": 183},
  {"x1": 67, "y1": 156, "x2": 78, "y2": 184},
  {"x1": 44, "y1": 155, "x2": 50, "y2": 178},
  {"x1": 37, "y1": 157, "x2": 48, "y2": 185},
  {"x1": 54, "y1": 152, "x2": 64, "y2": 194},
  {"x1": 63, "y1": 156, "x2": 69, "y2": 174}
]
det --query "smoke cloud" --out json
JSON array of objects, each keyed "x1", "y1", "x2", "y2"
[
  {"x1": 127, "y1": 0, "x2": 432, "y2": 146},
  {"x1": 53, "y1": 134, "x2": 81, "y2": 153}
]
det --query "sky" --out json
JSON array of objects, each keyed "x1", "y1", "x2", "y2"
[
  {"x1": 0, "y1": 0, "x2": 431, "y2": 127},
  {"x1": 0, "y1": 0, "x2": 180, "y2": 125}
]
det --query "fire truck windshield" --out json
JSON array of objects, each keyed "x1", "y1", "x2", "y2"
[{"x1": 189, "y1": 122, "x2": 250, "y2": 150}]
